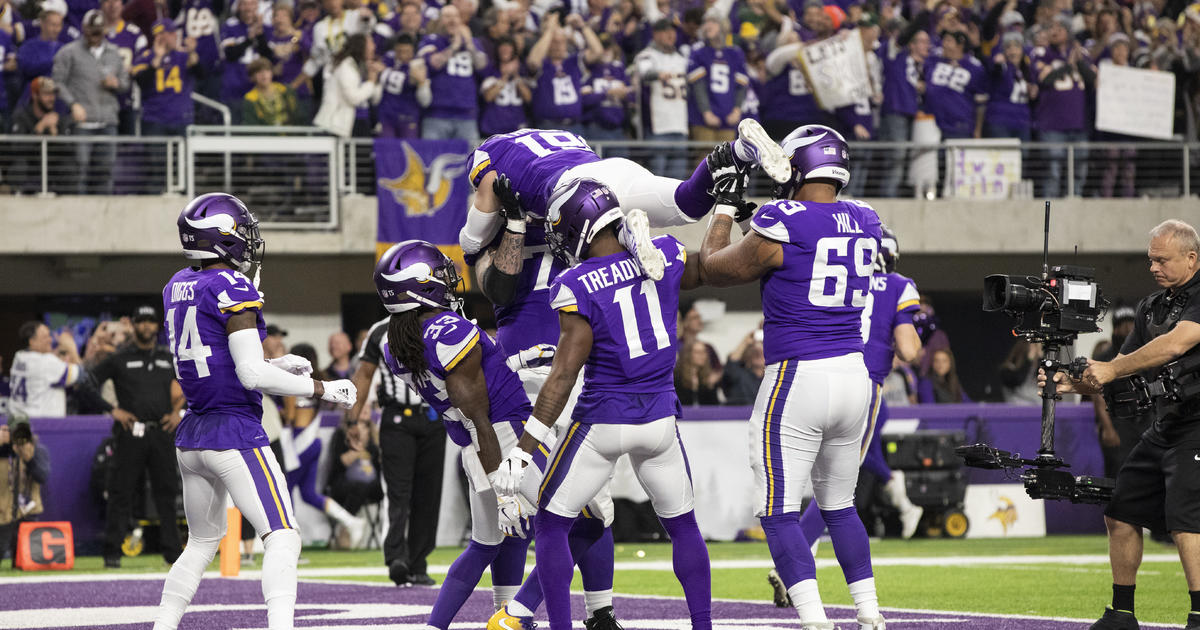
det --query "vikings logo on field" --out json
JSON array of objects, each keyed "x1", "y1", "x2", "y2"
[{"x1": 379, "y1": 144, "x2": 468, "y2": 218}]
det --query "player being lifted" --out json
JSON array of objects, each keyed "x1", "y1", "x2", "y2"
[
  {"x1": 154, "y1": 193, "x2": 358, "y2": 630},
  {"x1": 370, "y1": 241, "x2": 547, "y2": 630},
  {"x1": 699, "y1": 126, "x2": 887, "y2": 630},
  {"x1": 491, "y1": 179, "x2": 714, "y2": 630}
]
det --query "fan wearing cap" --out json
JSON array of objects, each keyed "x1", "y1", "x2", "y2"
[
  {"x1": 132, "y1": 18, "x2": 197, "y2": 136},
  {"x1": 87, "y1": 305, "x2": 185, "y2": 569},
  {"x1": 699, "y1": 125, "x2": 887, "y2": 630},
  {"x1": 11, "y1": 76, "x2": 69, "y2": 138}
]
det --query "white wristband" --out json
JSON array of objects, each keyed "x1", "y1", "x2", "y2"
[
  {"x1": 522, "y1": 417, "x2": 552, "y2": 445},
  {"x1": 505, "y1": 218, "x2": 526, "y2": 234},
  {"x1": 508, "y1": 446, "x2": 534, "y2": 464},
  {"x1": 708, "y1": 204, "x2": 737, "y2": 230}
]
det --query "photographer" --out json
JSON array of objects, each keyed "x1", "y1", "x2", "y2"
[{"x1": 1043, "y1": 219, "x2": 1200, "y2": 630}]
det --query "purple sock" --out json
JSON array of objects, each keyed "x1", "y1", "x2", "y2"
[
  {"x1": 760, "y1": 512, "x2": 815, "y2": 587},
  {"x1": 659, "y1": 511, "x2": 712, "y2": 630},
  {"x1": 492, "y1": 534, "x2": 531, "y2": 588},
  {"x1": 576, "y1": 520, "x2": 613, "y2": 592},
  {"x1": 798, "y1": 503, "x2": 827, "y2": 546},
  {"x1": 535, "y1": 510, "x2": 577, "y2": 630},
  {"x1": 427, "y1": 540, "x2": 499, "y2": 630},
  {"x1": 821, "y1": 506, "x2": 874, "y2": 584},
  {"x1": 672, "y1": 159, "x2": 715, "y2": 220}
]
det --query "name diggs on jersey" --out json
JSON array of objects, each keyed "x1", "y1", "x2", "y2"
[
  {"x1": 577, "y1": 258, "x2": 643, "y2": 293},
  {"x1": 170, "y1": 280, "x2": 199, "y2": 303}
]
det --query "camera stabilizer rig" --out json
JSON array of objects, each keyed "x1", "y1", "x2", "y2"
[{"x1": 954, "y1": 202, "x2": 1115, "y2": 505}]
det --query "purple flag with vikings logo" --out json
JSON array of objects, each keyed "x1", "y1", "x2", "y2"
[{"x1": 375, "y1": 138, "x2": 473, "y2": 286}]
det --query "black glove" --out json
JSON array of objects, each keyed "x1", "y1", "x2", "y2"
[{"x1": 493, "y1": 174, "x2": 527, "y2": 233}]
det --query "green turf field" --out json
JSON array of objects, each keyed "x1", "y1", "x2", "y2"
[{"x1": 5, "y1": 535, "x2": 1191, "y2": 625}]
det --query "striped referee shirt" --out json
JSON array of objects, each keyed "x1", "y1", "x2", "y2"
[{"x1": 359, "y1": 316, "x2": 423, "y2": 410}]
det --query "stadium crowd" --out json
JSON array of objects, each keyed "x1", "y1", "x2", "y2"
[{"x1": 0, "y1": 0, "x2": 1197, "y2": 196}]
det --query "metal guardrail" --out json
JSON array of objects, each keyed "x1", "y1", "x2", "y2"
[{"x1": 0, "y1": 134, "x2": 186, "y2": 197}]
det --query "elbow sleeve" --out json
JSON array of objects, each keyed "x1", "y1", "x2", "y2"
[
  {"x1": 480, "y1": 263, "x2": 520, "y2": 306},
  {"x1": 228, "y1": 329, "x2": 316, "y2": 397},
  {"x1": 460, "y1": 204, "x2": 502, "y2": 255}
]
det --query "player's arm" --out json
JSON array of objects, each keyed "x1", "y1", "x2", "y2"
[
  {"x1": 345, "y1": 359, "x2": 377, "y2": 422},
  {"x1": 699, "y1": 215, "x2": 783, "y2": 287},
  {"x1": 460, "y1": 170, "x2": 503, "y2": 255},
  {"x1": 517, "y1": 311, "x2": 592, "y2": 456},
  {"x1": 476, "y1": 174, "x2": 528, "y2": 306},
  {"x1": 226, "y1": 311, "x2": 356, "y2": 406},
  {"x1": 893, "y1": 323, "x2": 921, "y2": 363},
  {"x1": 681, "y1": 249, "x2": 704, "y2": 291},
  {"x1": 444, "y1": 345, "x2": 503, "y2": 473}
]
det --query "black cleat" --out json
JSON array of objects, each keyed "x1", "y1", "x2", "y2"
[
  {"x1": 388, "y1": 560, "x2": 410, "y2": 586},
  {"x1": 1089, "y1": 607, "x2": 1139, "y2": 630},
  {"x1": 767, "y1": 569, "x2": 793, "y2": 608},
  {"x1": 583, "y1": 605, "x2": 624, "y2": 630},
  {"x1": 103, "y1": 556, "x2": 121, "y2": 569},
  {"x1": 409, "y1": 573, "x2": 436, "y2": 586},
  {"x1": 1186, "y1": 611, "x2": 1200, "y2": 629}
]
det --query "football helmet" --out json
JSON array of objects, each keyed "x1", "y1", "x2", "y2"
[
  {"x1": 543, "y1": 178, "x2": 624, "y2": 266},
  {"x1": 876, "y1": 223, "x2": 899, "y2": 274},
  {"x1": 177, "y1": 193, "x2": 264, "y2": 274},
  {"x1": 776, "y1": 124, "x2": 851, "y2": 199},
  {"x1": 373, "y1": 240, "x2": 464, "y2": 313}
]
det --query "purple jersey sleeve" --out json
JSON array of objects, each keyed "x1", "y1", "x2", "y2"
[
  {"x1": 549, "y1": 235, "x2": 686, "y2": 425},
  {"x1": 468, "y1": 129, "x2": 599, "y2": 216},
  {"x1": 862, "y1": 272, "x2": 921, "y2": 383}
]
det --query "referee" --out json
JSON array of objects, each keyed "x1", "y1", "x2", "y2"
[
  {"x1": 91, "y1": 305, "x2": 185, "y2": 568},
  {"x1": 346, "y1": 316, "x2": 446, "y2": 587}
]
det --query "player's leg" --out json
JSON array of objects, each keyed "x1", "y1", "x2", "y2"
[
  {"x1": 627, "y1": 417, "x2": 712, "y2": 630},
  {"x1": 489, "y1": 421, "x2": 531, "y2": 609},
  {"x1": 578, "y1": 491, "x2": 618, "y2": 627},
  {"x1": 811, "y1": 367, "x2": 879, "y2": 629},
  {"x1": 537, "y1": 422, "x2": 618, "y2": 630},
  {"x1": 153, "y1": 450, "x2": 227, "y2": 630},
  {"x1": 867, "y1": 397, "x2": 923, "y2": 538},
  {"x1": 289, "y1": 430, "x2": 366, "y2": 546},
  {"x1": 426, "y1": 449, "x2": 508, "y2": 630},
  {"x1": 752, "y1": 360, "x2": 828, "y2": 626}
]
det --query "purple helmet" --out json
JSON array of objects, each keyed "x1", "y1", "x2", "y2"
[
  {"x1": 777, "y1": 125, "x2": 850, "y2": 198},
  {"x1": 177, "y1": 193, "x2": 264, "y2": 274},
  {"x1": 374, "y1": 240, "x2": 464, "y2": 313},
  {"x1": 543, "y1": 178, "x2": 624, "y2": 266},
  {"x1": 876, "y1": 223, "x2": 899, "y2": 273}
]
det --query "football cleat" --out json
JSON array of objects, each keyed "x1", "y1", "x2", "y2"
[
  {"x1": 583, "y1": 605, "x2": 624, "y2": 630},
  {"x1": 767, "y1": 568, "x2": 793, "y2": 608},
  {"x1": 857, "y1": 614, "x2": 886, "y2": 629},
  {"x1": 487, "y1": 604, "x2": 536, "y2": 630},
  {"x1": 1089, "y1": 607, "x2": 1139, "y2": 630},
  {"x1": 736, "y1": 118, "x2": 792, "y2": 184},
  {"x1": 800, "y1": 622, "x2": 839, "y2": 630},
  {"x1": 1186, "y1": 611, "x2": 1200, "y2": 629},
  {"x1": 899, "y1": 505, "x2": 924, "y2": 540},
  {"x1": 618, "y1": 208, "x2": 665, "y2": 281}
]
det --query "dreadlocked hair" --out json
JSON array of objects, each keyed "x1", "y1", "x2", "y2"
[{"x1": 387, "y1": 310, "x2": 429, "y2": 380}]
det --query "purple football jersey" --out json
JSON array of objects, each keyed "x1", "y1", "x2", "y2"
[
  {"x1": 17, "y1": 38, "x2": 63, "y2": 85},
  {"x1": 177, "y1": 0, "x2": 222, "y2": 67},
  {"x1": 751, "y1": 199, "x2": 883, "y2": 364},
  {"x1": 984, "y1": 55, "x2": 1032, "y2": 130},
  {"x1": 881, "y1": 39, "x2": 920, "y2": 116},
  {"x1": 922, "y1": 54, "x2": 986, "y2": 138},
  {"x1": 418, "y1": 33, "x2": 482, "y2": 119},
  {"x1": 582, "y1": 60, "x2": 629, "y2": 128},
  {"x1": 549, "y1": 235, "x2": 687, "y2": 425},
  {"x1": 268, "y1": 29, "x2": 311, "y2": 97},
  {"x1": 1029, "y1": 45, "x2": 1087, "y2": 132},
  {"x1": 220, "y1": 19, "x2": 270, "y2": 104},
  {"x1": 381, "y1": 310, "x2": 532, "y2": 448},
  {"x1": 531, "y1": 54, "x2": 586, "y2": 122},
  {"x1": 134, "y1": 49, "x2": 196, "y2": 125},
  {"x1": 862, "y1": 272, "x2": 921, "y2": 384},
  {"x1": 686, "y1": 44, "x2": 748, "y2": 128},
  {"x1": 762, "y1": 66, "x2": 822, "y2": 124},
  {"x1": 835, "y1": 98, "x2": 874, "y2": 138},
  {"x1": 478, "y1": 67, "x2": 528, "y2": 137},
  {"x1": 377, "y1": 56, "x2": 421, "y2": 130},
  {"x1": 162, "y1": 267, "x2": 268, "y2": 450},
  {"x1": 468, "y1": 128, "x2": 599, "y2": 218}
]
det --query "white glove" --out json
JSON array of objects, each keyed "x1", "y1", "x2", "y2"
[
  {"x1": 268, "y1": 354, "x2": 313, "y2": 376},
  {"x1": 506, "y1": 343, "x2": 556, "y2": 371},
  {"x1": 496, "y1": 493, "x2": 536, "y2": 538},
  {"x1": 491, "y1": 447, "x2": 533, "y2": 497},
  {"x1": 320, "y1": 379, "x2": 358, "y2": 408}
]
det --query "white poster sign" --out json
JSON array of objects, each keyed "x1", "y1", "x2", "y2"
[
  {"x1": 1096, "y1": 63, "x2": 1176, "y2": 140},
  {"x1": 964, "y1": 484, "x2": 1046, "y2": 538},
  {"x1": 799, "y1": 29, "x2": 871, "y2": 111},
  {"x1": 944, "y1": 138, "x2": 1023, "y2": 199}
]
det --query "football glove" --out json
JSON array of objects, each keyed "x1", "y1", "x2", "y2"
[
  {"x1": 491, "y1": 447, "x2": 534, "y2": 497},
  {"x1": 497, "y1": 493, "x2": 536, "y2": 538},
  {"x1": 320, "y1": 379, "x2": 358, "y2": 408},
  {"x1": 493, "y1": 174, "x2": 527, "y2": 234},
  {"x1": 268, "y1": 354, "x2": 313, "y2": 376},
  {"x1": 506, "y1": 343, "x2": 556, "y2": 371}
]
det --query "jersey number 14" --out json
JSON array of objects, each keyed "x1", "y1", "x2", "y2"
[{"x1": 166, "y1": 306, "x2": 213, "y2": 378}]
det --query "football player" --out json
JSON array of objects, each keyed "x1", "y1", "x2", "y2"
[
  {"x1": 371, "y1": 240, "x2": 543, "y2": 630},
  {"x1": 458, "y1": 121, "x2": 789, "y2": 283},
  {"x1": 491, "y1": 179, "x2": 713, "y2": 630},
  {"x1": 698, "y1": 126, "x2": 886, "y2": 630},
  {"x1": 154, "y1": 193, "x2": 358, "y2": 630}
]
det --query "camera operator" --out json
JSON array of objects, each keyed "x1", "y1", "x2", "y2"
[{"x1": 1043, "y1": 219, "x2": 1200, "y2": 630}]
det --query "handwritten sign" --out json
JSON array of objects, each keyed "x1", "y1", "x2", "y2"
[
  {"x1": 798, "y1": 29, "x2": 871, "y2": 111},
  {"x1": 1096, "y1": 63, "x2": 1176, "y2": 140}
]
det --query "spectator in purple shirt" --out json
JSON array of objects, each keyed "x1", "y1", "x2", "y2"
[
  {"x1": 686, "y1": 11, "x2": 747, "y2": 145},
  {"x1": 526, "y1": 11, "x2": 601, "y2": 134},
  {"x1": 922, "y1": 29, "x2": 986, "y2": 139},
  {"x1": 417, "y1": 3, "x2": 485, "y2": 142},
  {"x1": 477, "y1": 35, "x2": 527, "y2": 137},
  {"x1": 582, "y1": 37, "x2": 631, "y2": 141},
  {"x1": 268, "y1": 2, "x2": 312, "y2": 121},
  {"x1": 220, "y1": 0, "x2": 275, "y2": 121},
  {"x1": 373, "y1": 32, "x2": 429, "y2": 138},
  {"x1": 983, "y1": 31, "x2": 1034, "y2": 141},
  {"x1": 100, "y1": 0, "x2": 144, "y2": 134},
  {"x1": 17, "y1": 7, "x2": 67, "y2": 87},
  {"x1": 132, "y1": 18, "x2": 196, "y2": 191},
  {"x1": 918, "y1": 348, "x2": 970, "y2": 403},
  {"x1": 878, "y1": 16, "x2": 931, "y2": 197},
  {"x1": 1031, "y1": 14, "x2": 1094, "y2": 197}
]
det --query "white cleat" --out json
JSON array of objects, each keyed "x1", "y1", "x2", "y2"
[
  {"x1": 345, "y1": 516, "x2": 368, "y2": 549},
  {"x1": 737, "y1": 118, "x2": 791, "y2": 184},
  {"x1": 619, "y1": 208, "x2": 665, "y2": 281},
  {"x1": 801, "y1": 622, "x2": 839, "y2": 630},
  {"x1": 857, "y1": 615, "x2": 886, "y2": 630},
  {"x1": 900, "y1": 505, "x2": 924, "y2": 540}
]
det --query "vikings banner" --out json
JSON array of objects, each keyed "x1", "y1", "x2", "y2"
[{"x1": 375, "y1": 138, "x2": 473, "y2": 287}]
